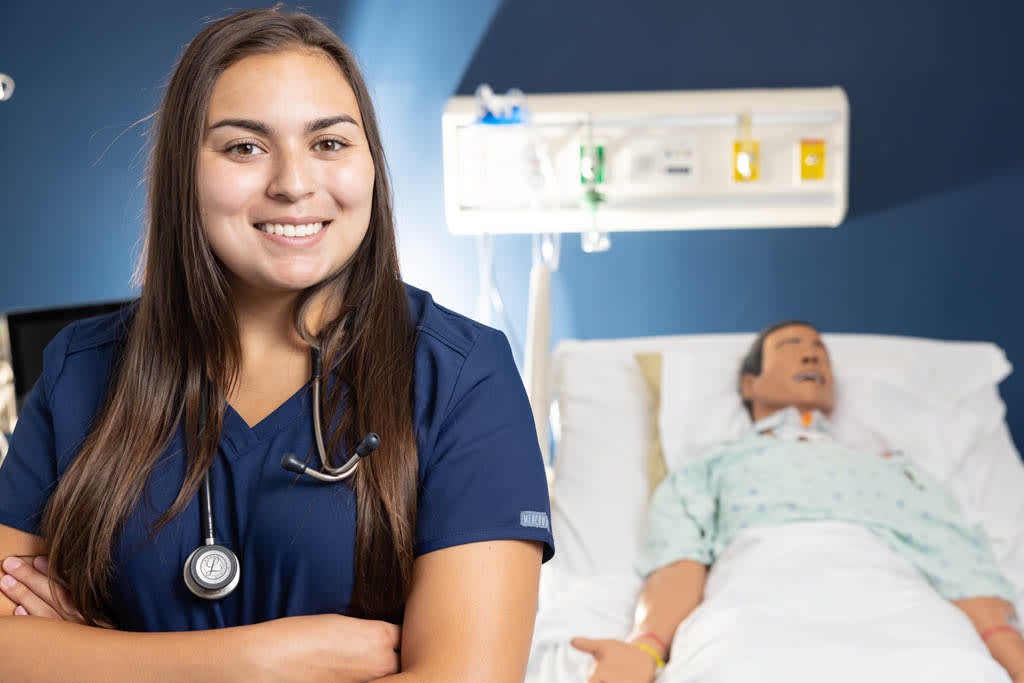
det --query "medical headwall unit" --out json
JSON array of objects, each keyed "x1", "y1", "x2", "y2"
[
  {"x1": 441, "y1": 86, "x2": 850, "y2": 463},
  {"x1": 442, "y1": 87, "x2": 850, "y2": 236}
]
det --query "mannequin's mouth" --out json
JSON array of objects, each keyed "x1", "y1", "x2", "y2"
[{"x1": 793, "y1": 371, "x2": 825, "y2": 384}]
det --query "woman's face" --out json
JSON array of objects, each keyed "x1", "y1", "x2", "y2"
[{"x1": 197, "y1": 48, "x2": 375, "y2": 297}]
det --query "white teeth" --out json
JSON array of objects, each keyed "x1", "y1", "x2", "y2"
[{"x1": 254, "y1": 222, "x2": 326, "y2": 237}]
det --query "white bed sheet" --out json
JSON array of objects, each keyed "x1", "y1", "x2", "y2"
[{"x1": 529, "y1": 522, "x2": 1012, "y2": 683}]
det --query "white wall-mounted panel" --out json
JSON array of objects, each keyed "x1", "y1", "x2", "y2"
[{"x1": 442, "y1": 87, "x2": 849, "y2": 234}]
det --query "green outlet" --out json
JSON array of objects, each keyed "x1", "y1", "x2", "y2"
[{"x1": 579, "y1": 145, "x2": 605, "y2": 184}]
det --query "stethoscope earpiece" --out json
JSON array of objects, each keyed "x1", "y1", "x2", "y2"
[
  {"x1": 281, "y1": 452, "x2": 309, "y2": 475},
  {"x1": 280, "y1": 431, "x2": 380, "y2": 483}
]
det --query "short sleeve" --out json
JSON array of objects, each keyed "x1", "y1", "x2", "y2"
[
  {"x1": 635, "y1": 459, "x2": 716, "y2": 577},
  {"x1": 415, "y1": 328, "x2": 554, "y2": 561},
  {"x1": 0, "y1": 335, "x2": 67, "y2": 534}
]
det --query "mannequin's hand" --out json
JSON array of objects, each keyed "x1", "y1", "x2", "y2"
[
  {"x1": 1, "y1": 555, "x2": 85, "y2": 623},
  {"x1": 571, "y1": 637, "x2": 659, "y2": 683}
]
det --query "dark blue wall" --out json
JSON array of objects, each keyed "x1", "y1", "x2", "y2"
[
  {"x1": 0, "y1": 0, "x2": 499, "y2": 337},
  {"x1": 333, "y1": 0, "x2": 503, "y2": 311},
  {"x1": 457, "y1": 0, "x2": 1024, "y2": 447},
  {"x1": 3, "y1": 1, "x2": 1022, "y2": 448},
  {"x1": 0, "y1": 0, "x2": 340, "y2": 310}
]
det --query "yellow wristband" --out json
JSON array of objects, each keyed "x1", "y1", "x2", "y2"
[{"x1": 632, "y1": 641, "x2": 666, "y2": 669}]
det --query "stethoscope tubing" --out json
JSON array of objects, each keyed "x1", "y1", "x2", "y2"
[
  {"x1": 197, "y1": 376, "x2": 216, "y2": 546},
  {"x1": 189, "y1": 346, "x2": 379, "y2": 600}
]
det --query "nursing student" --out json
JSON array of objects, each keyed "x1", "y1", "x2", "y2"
[{"x1": 0, "y1": 7, "x2": 553, "y2": 682}]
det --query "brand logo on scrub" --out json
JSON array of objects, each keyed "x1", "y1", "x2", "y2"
[{"x1": 520, "y1": 511, "x2": 550, "y2": 530}]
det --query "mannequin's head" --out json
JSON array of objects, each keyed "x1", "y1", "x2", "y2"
[{"x1": 739, "y1": 321, "x2": 835, "y2": 422}]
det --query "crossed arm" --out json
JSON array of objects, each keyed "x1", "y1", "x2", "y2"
[{"x1": 0, "y1": 523, "x2": 543, "y2": 682}]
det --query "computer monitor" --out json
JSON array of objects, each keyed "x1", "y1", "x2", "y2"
[{"x1": 5, "y1": 300, "x2": 133, "y2": 413}]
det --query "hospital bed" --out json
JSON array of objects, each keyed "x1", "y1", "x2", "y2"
[{"x1": 528, "y1": 332, "x2": 1024, "y2": 683}]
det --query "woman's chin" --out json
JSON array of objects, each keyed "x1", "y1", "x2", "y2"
[
  {"x1": 272, "y1": 264, "x2": 339, "y2": 288},
  {"x1": 237, "y1": 272, "x2": 330, "y2": 296}
]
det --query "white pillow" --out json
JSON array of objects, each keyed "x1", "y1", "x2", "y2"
[
  {"x1": 549, "y1": 344, "x2": 655, "y2": 576},
  {"x1": 659, "y1": 334, "x2": 1012, "y2": 479}
]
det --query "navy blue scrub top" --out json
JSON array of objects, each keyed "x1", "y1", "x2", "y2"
[{"x1": 0, "y1": 284, "x2": 554, "y2": 631}]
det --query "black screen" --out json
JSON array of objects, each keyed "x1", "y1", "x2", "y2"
[{"x1": 6, "y1": 300, "x2": 133, "y2": 411}]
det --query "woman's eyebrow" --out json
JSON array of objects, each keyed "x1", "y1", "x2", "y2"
[{"x1": 207, "y1": 114, "x2": 359, "y2": 135}]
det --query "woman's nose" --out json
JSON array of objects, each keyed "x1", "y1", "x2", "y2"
[{"x1": 266, "y1": 147, "x2": 315, "y2": 202}]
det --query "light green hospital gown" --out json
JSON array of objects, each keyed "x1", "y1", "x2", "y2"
[{"x1": 636, "y1": 407, "x2": 1016, "y2": 602}]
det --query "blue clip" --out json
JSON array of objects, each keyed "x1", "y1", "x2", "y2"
[{"x1": 474, "y1": 84, "x2": 527, "y2": 125}]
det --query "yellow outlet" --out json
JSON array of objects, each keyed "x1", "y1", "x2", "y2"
[
  {"x1": 733, "y1": 140, "x2": 759, "y2": 182},
  {"x1": 800, "y1": 139, "x2": 826, "y2": 181}
]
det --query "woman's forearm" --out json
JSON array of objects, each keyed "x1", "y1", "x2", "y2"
[{"x1": 0, "y1": 615, "x2": 265, "y2": 683}]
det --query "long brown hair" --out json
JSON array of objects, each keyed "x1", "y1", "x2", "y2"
[{"x1": 40, "y1": 6, "x2": 418, "y2": 625}]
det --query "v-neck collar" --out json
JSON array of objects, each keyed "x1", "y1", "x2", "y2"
[{"x1": 220, "y1": 383, "x2": 311, "y2": 459}]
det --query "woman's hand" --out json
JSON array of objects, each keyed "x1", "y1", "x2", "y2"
[
  {"x1": 249, "y1": 613, "x2": 401, "y2": 683},
  {"x1": 571, "y1": 637, "x2": 659, "y2": 683},
  {"x1": 1, "y1": 555, "x2": 84, "y2": 623}
]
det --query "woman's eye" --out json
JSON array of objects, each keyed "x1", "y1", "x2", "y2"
[
  {"x1": 315, "y1": 139, "x2": 347, "y2": 152},
  {"x1": 227, "y1": 142, "x2": 264, "y2": 157}
]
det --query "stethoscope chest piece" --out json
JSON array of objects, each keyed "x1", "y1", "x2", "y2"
[{"x1": 184, "y1": 543, "x2": 240, "y2": 600}]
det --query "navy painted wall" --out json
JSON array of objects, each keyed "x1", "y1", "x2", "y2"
[
  {"x1": 0, "y1": 0, "x2": 341, "y2": 313},
  {"x1": 457, "y1": 0, "x2": 1024, "y2": 447},
  {"x1": 2, "y1": 1, "x2": 1022, "y2": 448},
  {"x1": 334, "y1": 0, "x2": 503, "y2": 312},
  {"x1": 0, "y1": 0, "x2": 499, "y2": 338}
]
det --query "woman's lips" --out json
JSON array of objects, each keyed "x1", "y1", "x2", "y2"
[{"x1": 253, "y1": 220, "x2": 331, "y2": 246}]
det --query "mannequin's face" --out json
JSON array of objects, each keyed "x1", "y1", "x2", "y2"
[
  {"x1": 741, "y1": 324, "x2": 835, "y2": 421},
  {"x1": 196, "y1": 48, "x2": 375, "y2": 297}
]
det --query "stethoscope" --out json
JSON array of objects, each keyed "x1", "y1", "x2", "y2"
[{"x1": 183, "y1": 346, "x2": 381, "y2": 600}]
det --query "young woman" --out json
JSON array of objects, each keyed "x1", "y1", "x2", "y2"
[{"x1": 0, "y1": 7, "x2": 553, "y2": 682}]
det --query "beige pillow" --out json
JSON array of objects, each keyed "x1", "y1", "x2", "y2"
[{"x1": 634, "y1": 352, "x2": 669, "y2": 495}]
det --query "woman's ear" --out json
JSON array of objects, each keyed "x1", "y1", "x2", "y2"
[{"x1": 740, "y1": 373, "x2": 756, "y2": 401}]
